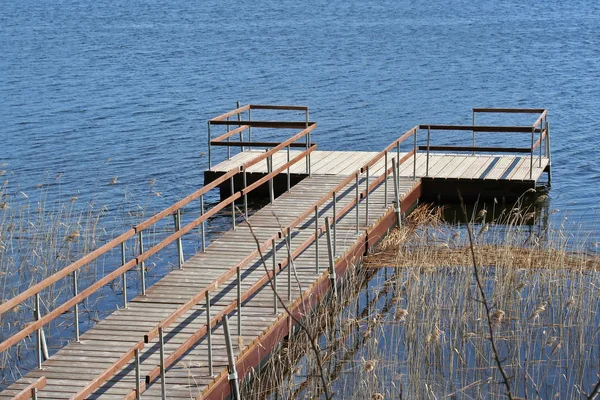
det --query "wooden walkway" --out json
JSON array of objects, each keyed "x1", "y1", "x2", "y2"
[{"x1": 0, "y1": 105, "x2": 551, "y2": 399}]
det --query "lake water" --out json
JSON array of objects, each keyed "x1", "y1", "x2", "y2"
[
  {"x1": 2, "y1": 0, "x2": 600, "y2": 229},
  {"x1": 1, "y1": 0, "x2": 600, "y2": 392}
]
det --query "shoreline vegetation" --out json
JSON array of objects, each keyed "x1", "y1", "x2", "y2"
[
  {"x1": 243, "y1": 204, "x2": 600, "y2": 399},
  {"x1": 2, "y1": 169, "x2": 600, "y2": 399}
]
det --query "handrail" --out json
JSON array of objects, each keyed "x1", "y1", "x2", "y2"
[
  {"x1": 70, "y1": 144, "x2": 317, "y2": 399},
  {"x1": 12, "y1": 377, "x2": 46, "y2": 400},
  {"x1": 419, "y1": 124, "x2": 542, "y2": 133},
  {"x1": 473, "y1": 108, "x2": 546, "y2": 114},
  {"x1": 211, "y1": 125, "x2": 249, "y2": 143}
]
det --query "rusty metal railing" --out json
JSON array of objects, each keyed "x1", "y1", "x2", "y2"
[{"x1": 419, "y1": 108, "x2": 549, "y2": 180}]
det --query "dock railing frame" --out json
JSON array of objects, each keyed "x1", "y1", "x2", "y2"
[
  {"x1": 208, "y1": 103, "x2": 314, "y2": 174},
  {"x1": 0, "y1": 110, "x2": 316, "y2": 399},
  {"x1": 420, "y1": 108, "x2": 549, "y2": 180},
  {"x1": 67, "y1": 123, "x2": 419, "y2": 400}
]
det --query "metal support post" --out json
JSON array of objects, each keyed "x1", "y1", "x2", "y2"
[
  {"x1": 272, "y1": 239, "x2": 278, "y2": 314},
  {"x1": 243, "y1": 169, "x2": 248, "y2": 219},
  {"x1": 413, "y1": 130, "x2": 417, "y2": 180},
  {"x1": 138, "y1": 231, "x2": 146, "y2": 296},
  {"x1": 237, "y1": 101, "x2": 243, "y2": 152},
  {"x1": 355, "y1": 173, "x2": 360, "y2": 234},
  {"x1": 35, "y1": 293, "x2": 42, "y2": 369},
  {"x1": 72, "y1": 270, "x2": 80, "y2": 342},
  {"x1": 207, "y1": 122, "x2": 212, "y2": 170},
  {"x1": 223, "y1": 317, "x2": 242, "y2": 400},
  {"x1": 121, "y1": 242, "x2": 128, "y2": 308},
  {"x1": 332, "y1": 192, "x2": 337, "y2": 257},
  {"x1": 237, "y1": 267, "x2": 242, "y2": 336},
  {"x1": 226, "y1": 117, "x2": 231, "y2": 160},
  {"x1": 230, "y1": 176, "x2": 236, "y2": 229},
  {"x1": 134, "y1": 348, "x2": 141, "y2": 400},
  {"x1": 325, "y1": 217, "x2": 337, "y2": 297},
  {"x1": 206, "y1": 292, "x2": 213, "y2": 376},
  {"x1": 248, "y1": 108, "x2": 252, "y2": 142},
  {"x1": 305, "y1": 110, "x2": 310, "y2": 175},
  {"x1": 365, "y1": 166, "x2": 370, "y2": 226},
  {"x1": 426, "y1": 126, "x2": 431, "y2": 177},
  {"x1": 384, "y1": 151, "x2": 388, "y2": 206},
  {"x1": 159, "y1": 327, "x2": 166, "y2": 399},
  {"x1": 392, "y1": 158, "x2": 402, "y2": 228},
  {"x1": 287, "y1": 227, "x2": 292, "y2": 302},
  {"x1": 267, "y1": 155, "x2": 274, "y2": 204},
  {"x1": 200, "y1": 195, "x2": 206, "y2": 252},
  {"x1": 315, "y1": 206, "x2": 319, "y2": 273},
  {"x1": 174, "y1": 209, "x2": 184, "y2": 269},
  {"x1": 287, "y1": 145, "x2": 291, "y2": 192},
  {"x1": 530, "y1": 127, "x2": 534, "y2": 179}
]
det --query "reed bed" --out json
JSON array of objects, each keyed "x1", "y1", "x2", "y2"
[{"x1": 243, "y1": 202, "x2": 600, "y2": 399}]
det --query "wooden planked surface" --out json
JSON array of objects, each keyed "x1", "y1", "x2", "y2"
[
  {"x1": 211, "y1": 150, "x2": 549, "y2": 181},
  {"x1": 1, "y1": 172, "x2": 419, "y2": 399}
]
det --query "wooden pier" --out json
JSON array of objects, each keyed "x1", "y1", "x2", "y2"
[{"x1": 0, "y1": 105, "x2": 550, "y2": 399}]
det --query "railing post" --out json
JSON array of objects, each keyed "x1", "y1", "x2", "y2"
[
  {"x1": 325, "y1": 217, "x2": 337, "y2": 297},
  {"x1": 546, "y1": 121, "x2": 552, "y2": 185},
  {"x1": 392, "y1": 158, "x2": 402, "y2": 228},
  {"x1": 223, "y1": 317, "x2": 242, "y2": 400},
  {"x1": 243, "y1": 169, "x2": 249, "y2": 219},
  {"x1": 207, "y1": 122, "x2": 212, "y2": 171},
  {"x1": 305, "y1": 109, "x2": 310, "y2": 175},
  {"x1": 267, "y1": 155, "x2": 274, "y2": 204},
  {"x1": 206, "y1": 292, "x2": 213, "y2": 376},
  {"x1": 230, "y1": 176, "x2": 236, "y2": 230},
  {"x1": 159, "y1": 327, "x2": 166, "y2": 399},
  {"x1": 31, "y1": 387, "x2": 38, "y2": 400},
  {"x1": 396, "y1": 140, "x2": 401, "y2": 178},
  {"x1": 287, "y1": 145, "x2": 291, "y2": 192},
  {"x1": 35, "y1": 293, "x2": 42, "y2": 369},
  {"x1": 332, "y1": 191, "x2": 337, "y2": 257},
  {"x1": 365, "y1": 165, "x2": 370, "y2": 226},
  {"x1": 200, "y1": 195, "x2": 206, "y2": 252},
  {"x1": 237, "y1": 267, "x2": 242, "y2": 336},
  {"x1": 248, "y1": 107, "x2": 252, "y2": 143},
  {"x1": 539, "y1": 122, "x2": 543, "y2": 168},
  {"x1": 384, "y1": 151, "x2": 388, "y2": 206},
  {"x1": 138, "y1": 231, "x2": 146, "y2": 296},
  {"x1": 272, "y1": 239, "x2": 278, "y2": 315},
  {"x1": 315, "y1": 206, "x2": 319, "y2": 273},
  {"x1": 530, "y1": 126, "x2": 534, "y2": 179},
  {"x1": 226, "y1": 116, "x2": 231, "y2": 160},
  {"x1": 121, "y1": 242, "x2": 128, "y2": 309},
  {"x1": 413, "y1": 129, "x2": 417, "y2": 180},
  {"x1": 355, "y1": 172, "x2": 360, "y2": 234},
  {"x1": 286, "y1": 227, "x2": 292, "y2": 302},
  {"x1": 72, "y1": 270, "x2": 80, "y2": 342},
  {"x1": 426, "y1": 126, "x2": 431, "y2": 177},
  {"x1": 134, "y1": 348, "x2": 141, "y2": 400},
  {"x1": 174, "y1": 209, "x2": 184, "y2": 269},
  {"x1": 237, "y1": 101, "x2": 243, "y2": 152},
  {"x1": 472, "y1": 109, "x2": 476, "y2": 155}
]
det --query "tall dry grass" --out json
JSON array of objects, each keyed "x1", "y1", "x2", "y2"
[{"x1": 242, "y1": 201, "x2": 600, "y2": 399}]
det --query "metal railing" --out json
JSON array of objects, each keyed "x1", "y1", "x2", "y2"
[
  {"x1": 420, "y1": 108, "x2": 549, "y2": 180},
  {"x1": 0, "y1": 109, "x2": 315, "y2": 399},
  {"x1": 208, "y1": 103, "x2": 314, "y2": 174},
  {"x1": 67, "y1": 125, "x2": 418, "y2": 400}
]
